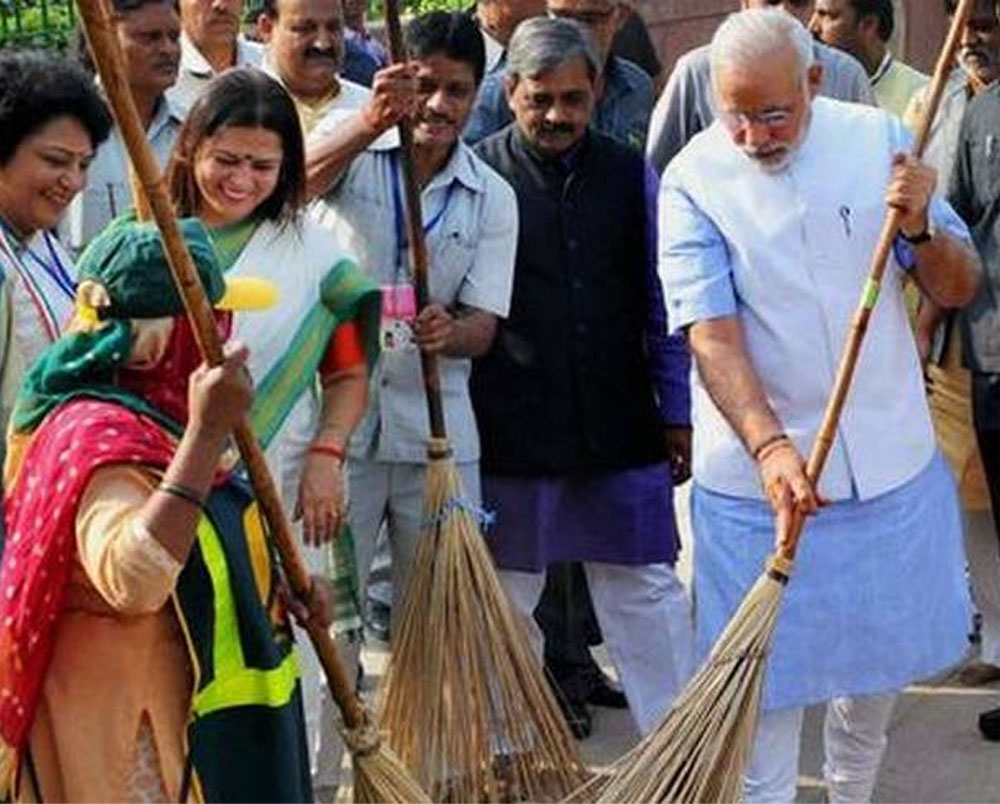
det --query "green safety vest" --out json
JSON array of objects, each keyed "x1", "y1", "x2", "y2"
[{"x1": 175, "y1": 478, "x2": 312, "y2": 803}]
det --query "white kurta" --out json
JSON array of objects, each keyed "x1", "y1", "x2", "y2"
[
  {"x1": 661, "y1": 97, "x2": 971, "y2": 502},
  {"x1": 0, "y1": 225, "x2": 76, "y2": 430},
  {"x1": 659, "y1": 97, "x2": 972, "y2": 709}
]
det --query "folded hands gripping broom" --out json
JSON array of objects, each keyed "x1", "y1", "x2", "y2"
[
  {"x1": 569, "y1": 2, "x2": 976, "y2": 801},
  {"x1": 75, "y1": 2, "x2": 429, "y2": 801},
  {"x1": 375, "y1": 2, "x2": 588, "y2": 800}
]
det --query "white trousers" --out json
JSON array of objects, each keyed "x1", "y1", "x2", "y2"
[
  {"x1": 965, "y1": 509, "x2": 1000, "y2": 666},
  {"x1": 745, "y1": 692, "x2": 897, "y2": 803},
  {"x1": 500, "y1": 562, "x2": 694, "y2": 735}
]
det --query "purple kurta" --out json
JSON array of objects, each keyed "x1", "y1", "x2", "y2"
[
  {"x1": 484, "y1": 162, "x2": 688, "y2": 572},
  {"x1": 484, "y1": 463, "x2": 679, "y2": 571}
]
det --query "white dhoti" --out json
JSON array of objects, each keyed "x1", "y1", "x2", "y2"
[{"x1": 745, "y1": 692, "x2": 897, "y2": 803}]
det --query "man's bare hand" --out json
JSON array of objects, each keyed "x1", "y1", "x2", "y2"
[
  {"x1": 665, "y1": 426, "x2": 692, "y2": 484},
  {"x1": 413, "y1": 303, "x2": 455, "y2": 355},
  {"x1": 887, "y1": 152, "x2": 936, "y2": 238},
  {"x1": 757, "y1": 440, "x2": 825, "y2": 546},
  {"x1": 361, "y1": 62, "x2": 420, "y2": 135}
]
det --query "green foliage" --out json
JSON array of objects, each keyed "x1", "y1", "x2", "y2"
[
  {"x1": 370, "y1": 0, "x2": 469, "y2": 15},
  {"x1": 0, "y1": 0, "x2": 469, "y2": 53},
  {"x1": 0, "y1": 0, "x2": 77, "y2": 50}
]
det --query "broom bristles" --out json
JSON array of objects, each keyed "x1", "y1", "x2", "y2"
[
  {"x1": 352, "y1": 747, "x2": 433, "y2": 803},
  {"x1": 379, "y1": 440, "x2": 589, "y2": 802},
  {"x1": 564, "y1": 563, "x2": 788, "y2": 804},
  {"x1": 337, "y1": 711, "x2": 432, "y2": 803}
]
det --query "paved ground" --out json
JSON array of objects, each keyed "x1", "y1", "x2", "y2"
[{"x1": 346, "y1": 483, "x2": 1000, "y2": 802}]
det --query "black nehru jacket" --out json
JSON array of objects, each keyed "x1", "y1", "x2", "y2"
[{"x1": 472, "y1": 125, "x2": 666, "y2": 476}]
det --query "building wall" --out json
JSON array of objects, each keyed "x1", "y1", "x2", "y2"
[{"x1": 633, "y1": 0, "x2": 950, "y2": 78}]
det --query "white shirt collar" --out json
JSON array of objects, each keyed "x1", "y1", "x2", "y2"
[
  {"x1": 179, "y1": 31, "x2": 263, "y2": 77},
  {"x1": 870, "y1": 51, "x2": 894, "y2": 87}
]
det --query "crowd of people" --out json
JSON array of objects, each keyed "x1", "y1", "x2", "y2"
[{"x1": 0, "y1": 0, "x2": 996, "y2": 801}]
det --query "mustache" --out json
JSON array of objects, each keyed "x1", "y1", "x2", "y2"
[
  {"x1": 539, "y1": 121, "x2": 575, "y2": 136},
  {"x1": 743, "y1": 144, "x2": 788, "y2": 160},
  {"x1": 419, "y1": 111, "x2": 457, "y2": 126},
  {"x1": 960, "y1": 47, "x2": 992, "y2": 61},
  {"x1": 304, "y1": 47, "x2": 338, "y2": 62}
]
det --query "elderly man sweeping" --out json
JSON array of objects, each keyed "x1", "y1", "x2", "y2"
[{"x1": 659, "y1": 8, "x2": 980, "y2": 803}]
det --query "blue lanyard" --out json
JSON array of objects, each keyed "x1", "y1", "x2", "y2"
[
  {"x1": 390, "y1": 153, "x2": 457, "y2": 279},
  {"x1": 0, "y1": 219, "x2": 75, "y2": 299}
]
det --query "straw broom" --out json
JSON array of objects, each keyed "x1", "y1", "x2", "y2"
[
  {"x1": 567, "y1": 2, "x2": 977, "y2": 801},
  {"x1": 374, "y1": 3, "x2": 588, "y2": 800},
  {"x1": 75, "y1": 2, "x2": 429, "y2": 800}
]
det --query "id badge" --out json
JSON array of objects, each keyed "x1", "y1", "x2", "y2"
[{"x1": 380, "y1": 283, "x2": 417, "y2": 352}]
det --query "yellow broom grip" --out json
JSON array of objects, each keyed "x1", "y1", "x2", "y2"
[
  {"x1": 76, "y1": 0, "x2": 367, "y2": 730},
  {"x1": 778, "y1": 0, "x2": 975, "y2": 562}
]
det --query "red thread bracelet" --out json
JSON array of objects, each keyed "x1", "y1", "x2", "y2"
[{"x1": 308, "y1": 443, "x2": 346, "y2": 461}]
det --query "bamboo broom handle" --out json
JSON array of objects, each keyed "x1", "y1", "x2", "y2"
[
  {"x1": 778, "y1": 0, "x2": 976, "y2": 562},
  {"x1": 77, "y1": 0, "x2": 368, "y2": 730},
  {"x1": 383, "y1": 0, "x2": 449, "y2": 442}
]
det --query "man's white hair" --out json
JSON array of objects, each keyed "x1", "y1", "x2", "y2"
[{"x1": 709, "y1": 8, "x2": 815, "y2": 94}]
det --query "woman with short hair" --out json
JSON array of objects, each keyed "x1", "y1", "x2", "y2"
[{"x1": 0, "y1": 49, "x2": 112, "y2": 431}]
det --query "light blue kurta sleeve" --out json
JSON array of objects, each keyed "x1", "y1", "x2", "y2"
[
  {"x1": 886, "y1": 116, "x2": 974, "y2": 271},
  {"x1": 658, "y1": 169, "x2": 737, "y2": 334}
]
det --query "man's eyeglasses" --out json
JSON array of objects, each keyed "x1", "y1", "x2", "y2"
[{"x1": 719, "y1": 108, "x2": 794, "y2": 130}]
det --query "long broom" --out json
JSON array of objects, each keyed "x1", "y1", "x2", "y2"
[
  {"x1": 569, "y1": 2, "x2": 977, "y2": 801},
  {"x1": 75, "y1": 2, "x2": 429, "y2": 800},
  {"x1": 374, "y1": 2, "x2": 588, "y2": 800}
]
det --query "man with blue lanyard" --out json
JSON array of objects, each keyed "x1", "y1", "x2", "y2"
[{"x1": 308, "y1": 10, "x2": 518, "y2": 792}]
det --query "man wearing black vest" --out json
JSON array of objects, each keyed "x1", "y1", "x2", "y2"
[{"x1": 473, "y1": 16, "x2": 694, "y2": 737}]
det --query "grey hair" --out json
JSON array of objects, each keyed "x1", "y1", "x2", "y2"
[
  {"x1": 506, "y1": 16, "x2": 602, "y2": 83},
  {"x1": 709, "y1": 8, "x2": 815, "y2": 93}
]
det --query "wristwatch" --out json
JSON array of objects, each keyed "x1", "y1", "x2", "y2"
[{"x1": 899, "y1": 224, "x2": 933, "y2": 245}]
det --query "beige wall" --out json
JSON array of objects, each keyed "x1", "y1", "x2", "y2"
[{"x1": 632, "y1": 0, "x2": 950, "y2": 78}]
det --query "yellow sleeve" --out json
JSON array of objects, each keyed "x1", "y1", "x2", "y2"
[{"x1": 75, "y1": 466, "x2": 184, "y2": 615}]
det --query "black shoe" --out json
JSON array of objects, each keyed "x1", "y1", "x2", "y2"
[
  {"x1": 587, "y1": 677, "x2": 629, "y2": 709},
  {"x1": 581, "y1": 665, "x2": 629, "y2": 709},
  {"x1": 979, "y1": 706, "x2": 1000, "y2": 742},
  {"x1": 365, "y1": 600, "x2": 391, "y2": 642}
]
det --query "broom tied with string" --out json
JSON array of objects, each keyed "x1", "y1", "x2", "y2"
[
  {"x1": 75, "y1": 2, "x2": 429, "y2": 800},
  {"x1": 374, "y1": 2, "x2": 588, "y2": 800},
  {"x1": 566, "y1": 3, "x2": 978, "y2": 801}
]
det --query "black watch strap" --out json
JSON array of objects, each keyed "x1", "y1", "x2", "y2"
[{"x1": 899, "y1": 225, "x2": 932, "y2": 245}]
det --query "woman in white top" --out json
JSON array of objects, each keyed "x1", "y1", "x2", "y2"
[{"x1": 0, "y1": 50, "x2": 112, "y2": 430}]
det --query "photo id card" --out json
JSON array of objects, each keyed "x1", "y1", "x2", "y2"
[{"x1": 380, "y1": 283, "x2": 417, "y2": 352}]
